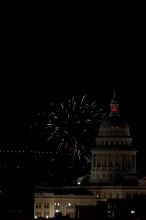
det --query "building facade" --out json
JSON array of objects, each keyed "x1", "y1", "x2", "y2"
[{"x1": 34, "y1": 91, "x2": 146, "y2": 219}]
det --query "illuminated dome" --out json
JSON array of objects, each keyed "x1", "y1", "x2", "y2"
[
  {"x1": 98, "y1": 116, "x2": 131, "y2": 138},
  {"x1": 90, "y1": 90, "x2": 136, "y2": 184},
  {"x1": 96, "y1": 90, "x2": 132, "y2": 147}
]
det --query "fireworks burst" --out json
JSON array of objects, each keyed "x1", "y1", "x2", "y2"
[{"x1": 31, "y1": 95, "x2": 103, "y2": 161}]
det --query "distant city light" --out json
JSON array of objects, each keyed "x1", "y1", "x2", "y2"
[
  {"x1": 46, "y1": 215, "x2": 49, "y2": 218},
  {"x1": 130, "y1": 210, "x2": 135, "y2": 214},
  {"x1": 55, "y1": 209, "x2": 60, "y2": 213},
  {"x1": 96, "y1": 193, "x2": 99, "y2": 198},
  {"x1": 34, "y1": 215, "x2": 37, "y2": 219}
]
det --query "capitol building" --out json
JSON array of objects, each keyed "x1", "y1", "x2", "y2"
[{"x1": 34, "y1": 91, "x2": 146, "y2": 219}]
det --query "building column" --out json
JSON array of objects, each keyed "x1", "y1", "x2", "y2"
[
  {"x1": 101, "y1": 154, "x2": 103, "y2": 171},
  {"x1": 134, "y1": 154, "x2": 136, "y2": 172},
  {"x1": 114, "y1": 153, "x2": 115, "y2": 170}
]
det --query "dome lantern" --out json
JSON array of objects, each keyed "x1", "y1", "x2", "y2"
[{"x1": 109, "y1": 89, "x2": 120, "y2": 116}]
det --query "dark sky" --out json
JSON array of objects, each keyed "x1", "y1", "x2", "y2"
[{"x1": 1, "y1": 2, "x2": 145, "y2": 154}]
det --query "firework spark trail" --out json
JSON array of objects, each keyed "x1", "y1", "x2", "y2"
[{"x1": 31, "y1": 95, "x2": 104, "y2": 161}]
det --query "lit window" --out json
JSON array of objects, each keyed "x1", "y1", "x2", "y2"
[
  {"x1": 96, "y1": 192, "x2": 99, "y2": 198},
  {"x1": 54, "y1": 202, "x2": 60, "y2": 207}
]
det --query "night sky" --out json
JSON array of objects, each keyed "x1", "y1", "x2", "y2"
[{"x1": 1, "y1": 3, "x2": 146, "y2": 168}]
